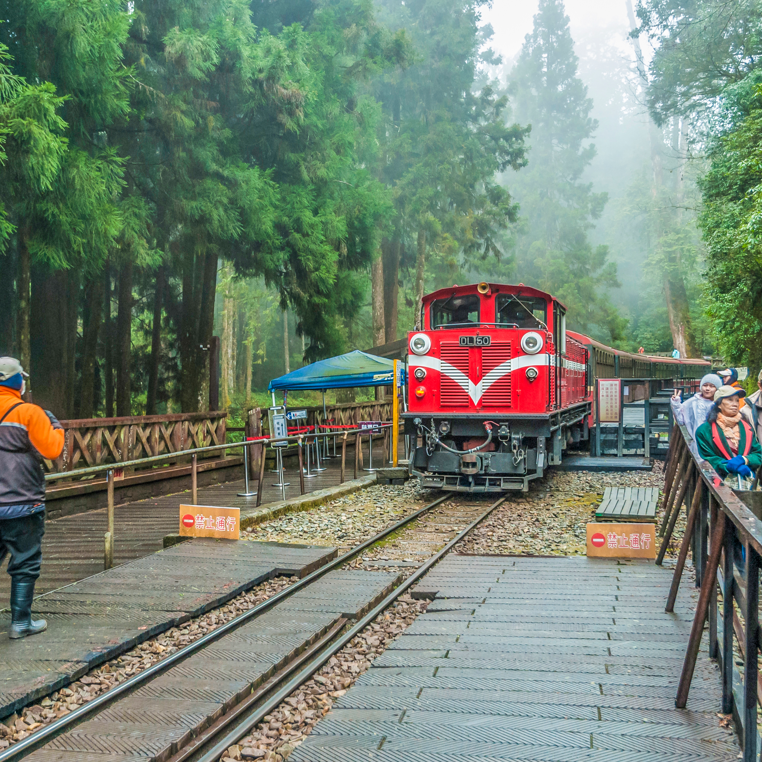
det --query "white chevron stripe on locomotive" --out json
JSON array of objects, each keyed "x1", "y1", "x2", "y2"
[{"x1": 410, "y1": 354, "x2": 551, "y2": 404}]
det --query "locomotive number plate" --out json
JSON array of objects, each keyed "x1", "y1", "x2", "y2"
[{"x1": 459, "y1": 335, "x2": 491, "y2": 347}]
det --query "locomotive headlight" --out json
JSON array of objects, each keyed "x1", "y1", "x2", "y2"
[
  {"x1": 521, "y1": 331, "x2": 543, "y2": 355},
  {"x1": 410, "y1": 333, "x2": 431, "y2": 356},
  {"x1": 525, "y1": 367, "x2": 539, "y2": 382},
  {"x1": 414, "y1": 367, "x2": 426, "y2": 381},
  {"x1": 414, "y1": 386, "x2": 426, "y2": 398}
]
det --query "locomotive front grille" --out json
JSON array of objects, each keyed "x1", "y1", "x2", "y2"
[
  {"x1": 481, "y1": 341, "x2": 512, "y2": 407},
  {"x1": 440, "y1": 343, "x2": 470, "y2": 407}
]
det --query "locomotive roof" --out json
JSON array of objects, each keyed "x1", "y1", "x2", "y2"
[{"x1": 423, "y1": 283, "x2": 564, "y2": 309}]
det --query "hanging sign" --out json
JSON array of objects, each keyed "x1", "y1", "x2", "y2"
[
  {"x1": 359, "y1": 421, "x2": 382, "y2": 435},
  {"x1": 179, "y1": 505, "x2": 240, "y2": 540},
  {"x1": 597, "y1": 379, "x2": 622, "y2": 423}
]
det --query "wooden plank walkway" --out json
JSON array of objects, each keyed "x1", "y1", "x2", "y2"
[
  {"x1": 596, "y1": 486, "x2": 659, "y2": 522},
  {"x1": 0, "y1": 439, "x2": 380, "y2": 600},
  {"x1": 292, "y1": 556, "x2": 739, "y2": 762},
  {"x1": 0, "y1": 539, "x2": 337, "y2": 718}
]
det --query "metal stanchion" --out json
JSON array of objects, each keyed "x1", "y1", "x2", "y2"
[
  {"x1": 312, "y1": 429, "x2": 326, "y2": 472},
  {"x1": 237, "y1": 439, "x2": 257, "y2": 497},
  {"x1": 303, "y1": 431, "x2": 316, "y2": 478},
  {"x1": 298, "y1": 438, "x2": 306, "y2": 494},
  {"x1": 273, "y1": 448, "x2": 289, "y2": 497},
  {"x1": 364, "y1": 428, "x2": 377, "y2": 472},
  {"x1": 340, "y1": 433, "x2": 347, "y2": 483},
  {"x1": 105, "y1": 469, "x2": 115, "y2": 570},
  {"x1": 191, "y1": 453, "x2": 198, "y2": 505}
]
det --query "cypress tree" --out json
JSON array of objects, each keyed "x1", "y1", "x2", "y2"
[{"x1": 510, "y1": 0, "x2": 624, "y2": 341}]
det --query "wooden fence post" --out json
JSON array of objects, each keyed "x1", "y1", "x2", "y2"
[{"x1": 676, "y1": 512, "x2": 725, "y2": 708}]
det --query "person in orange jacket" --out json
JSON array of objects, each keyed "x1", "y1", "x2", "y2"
[
  {"x1": 718, "y1": 368, "x2": 746, "y2": 408},
  {"x1": 0, "y1": 357, "x2": 64, "y2": 639}
]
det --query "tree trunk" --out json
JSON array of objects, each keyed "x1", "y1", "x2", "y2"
[
  {"x1": 104, "y1": 263, "x2": 114, "y2": 417},
  {"x1": 371, "y1": 255, "x2": 385, "y2": 346},
  {"x1": 17, "y1": 229, "x2": 30, "y2": 374},
  {"x1": 79, "y1": 276, "x2": 104, "y2": 419},
  {"x1": 245, "y1": 333, "x2": 253, "y2": 408},
  {"x1": 221, "y1": 288, "x2": 234, "y2": 408},
  {"x1": 283, "y1": 308, "x2": 290, "y2": 374},
  {"x1": 382, "y1": 237, "x2": 400, "y2": 342},
  {"x1": 146, "y1": 266, "x2": 164, "y2": 415},
  {"x1": 30, "y1": 267, "x2": 72, "y2": 416},
  {"x1": 116, "y1": 260, "x2": 133, "y2": 416},
  {"x1": 414, "y1": 229, "x2": 426, "y2": 330},
  {"x1": 180, "y1": 247, "x2": 197, "y2": 412},
  {"x1": 627, "y1": 0, "x2": 698, "y2": 358}
]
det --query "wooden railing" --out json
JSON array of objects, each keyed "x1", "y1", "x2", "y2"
[
  {"x1": 48, "y1": 412, "x2": 228, "y2": 474},
  {"x1": 660, "y1": 425, "x2": 762, "y2": 760}
]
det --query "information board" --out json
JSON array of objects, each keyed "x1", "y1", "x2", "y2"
[
  {"x1": 597, "y1": 379, "x2": 622, "y2": 423},
  {"x1": 268, "y1": 406, "x2": 288, "y2": 447},
  {"x1": 586, "y1": 522, "x2": 655, "y2": 559},
  {"x1": 179, "y1": 504, "x2": 240, "y2": 540}
]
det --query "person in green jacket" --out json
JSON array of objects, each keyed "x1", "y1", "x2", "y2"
[{"x1": 695, "y1": 385, "x2": 762, "y2": 479}]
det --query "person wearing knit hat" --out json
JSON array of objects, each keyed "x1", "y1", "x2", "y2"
[
  {"x1": 0, "y1": 357, "x2": 65, "y2": 639},
  {"x1": 671, "y1": 373, "x2": 723, "y2": 456},
  {"x1": 695, "y1": 385, "x2": 762, "y2": 483}
]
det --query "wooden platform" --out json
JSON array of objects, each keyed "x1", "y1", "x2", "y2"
[
  {"x1": 0, "y1": 540, "x2": 338, "y2": 718},
  {"x1": 596, "y1": 486, "x2": 659, "y2": 522},
  {"x1": 291, "y1": 556, "x2": 739, "y2": 762},
  {"x1": 0, "y1": 438, "x2": 381, "y2": 600}
]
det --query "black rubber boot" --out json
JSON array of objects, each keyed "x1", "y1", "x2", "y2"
[{"x1": 9, "y1": 579, "x2": 46, "y2": 639}]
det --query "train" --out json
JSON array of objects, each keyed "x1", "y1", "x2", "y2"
[{"x1": 403, "y1": 282, "x2": 710, "y2": 492}]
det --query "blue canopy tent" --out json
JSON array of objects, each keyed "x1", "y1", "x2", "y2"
[{"x1": 268, "y1": 350, "x2": 405, "y2": 393}]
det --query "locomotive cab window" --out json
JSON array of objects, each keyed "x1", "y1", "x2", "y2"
[
  {"x1": 496, "y1": 295, "x2": 547, "y2": 328},
  {"x1": 431, "y1": 294, "x2": 481, "y2": 329}
]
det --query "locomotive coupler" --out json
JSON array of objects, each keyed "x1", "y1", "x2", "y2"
[{"x1": 511, "y1": 433, "x2": 525, "y2": 466}]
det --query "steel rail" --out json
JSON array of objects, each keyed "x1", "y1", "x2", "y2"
[
  {"x1": 0, "y1": 492, "x2": 452, "y2": 762},
  {"x1": 191, "y1": 495, "x2": 506, "y2": 762},
  {"x1": 45, "y1": 423, "x2": 397, "y2": 482}
]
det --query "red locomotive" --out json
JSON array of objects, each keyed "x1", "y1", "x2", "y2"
[{"x1": 404, "y1": 282, "x2": 709, "y2": 492}]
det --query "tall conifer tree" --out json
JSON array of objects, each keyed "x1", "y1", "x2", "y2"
[{"x1": 509, "y1": 0, "x2": 624, "y2": 341}]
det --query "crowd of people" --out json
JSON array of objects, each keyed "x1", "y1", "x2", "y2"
[{"x1": 671, "y1": 368, "x2": 762, "y2": 488}]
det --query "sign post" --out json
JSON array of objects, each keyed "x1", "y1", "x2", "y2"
[
  {"x1": 359, "y1": 421, "x2": 381, "y2": 471},
  {"x1": 393, "y1": 359, "x2": 399, "y2": 467},
  {"x1": 268, "y1": 406, "x2": 289, "y2": 499}
]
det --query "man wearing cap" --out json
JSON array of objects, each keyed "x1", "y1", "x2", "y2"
[
  {"x1": 718, "y1": 368, "x2": 746, "y2": 407},
  {"x1": 742, "y1": 369, "x2": 762, "y2": 443},
  {"x1": 670, "y1": 373, "x2": 723, "y2": 455},
  {"x1": 0, "y1": 358, "x2": 64, "y2": 638},
  {"x1": 695, "y1": 385, "x2": 762, "y2": 480}
]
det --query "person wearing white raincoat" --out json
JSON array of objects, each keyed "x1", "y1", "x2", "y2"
[{"x1": 670, "y1": 373, "x2": 723, "y2": 456}]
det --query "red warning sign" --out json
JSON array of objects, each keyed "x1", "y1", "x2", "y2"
[
  {"x1": 591, "y1": 532, "x2": 606, "y2": 548},
  {"x1": 181, "y1": 514, "x2": 195, "y2": 528}
]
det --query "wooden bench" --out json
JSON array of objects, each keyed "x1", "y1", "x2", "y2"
[{"x1": 596, "y1": 486, "x2": 659, "y2": 522}]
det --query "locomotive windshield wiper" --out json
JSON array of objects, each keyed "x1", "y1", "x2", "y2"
[{"x1": 501, "y1": 295, "x2": 549, "y2": 331}]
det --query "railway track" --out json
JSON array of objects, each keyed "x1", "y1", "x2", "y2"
[{"x1": 1, "y1": 493, "x2": 504, "y2": 762}]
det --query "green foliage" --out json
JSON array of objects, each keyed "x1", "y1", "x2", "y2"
[
  {"x1": 634, "y1": 0, "x2": 762, "y2": 126},
  {"x1": 507, "y1": 0, "x2": 625, "y2": 342},
  {"x1": 699, "y1": 83, "x2": 762, "y2": 370}
]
